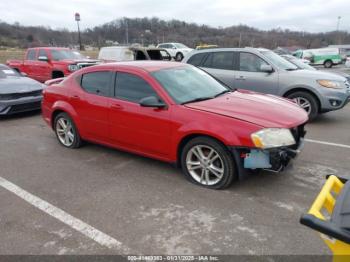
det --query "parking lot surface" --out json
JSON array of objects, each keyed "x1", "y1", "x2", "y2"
[{"x1": 0, "y1": 70, "x2": 350, "y2": 255}]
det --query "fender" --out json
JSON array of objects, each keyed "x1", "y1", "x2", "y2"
[
  {"x1": 280, "y1": 84, "x2": 322, "y2": 101},
  {"x1": 169, "y1": 114, "x2": 260, "y2": 161},
  {"x1": 51, "y1": 101, "x2": 83, "y2": 135}
]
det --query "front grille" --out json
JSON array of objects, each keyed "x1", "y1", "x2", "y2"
[
  {"x1": 0, "y1": 90, "x2": 42, "y2": 100},
  {"x1": 8, "y1": 101, "x2": 41, "y2": 113},
  {"x1": 77, "y1": 62, "x2": 98, "y2": 69}
]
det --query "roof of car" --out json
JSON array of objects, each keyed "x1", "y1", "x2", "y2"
[{"x1": 91, "y1": 61, "x2": 187, "y2": 72}]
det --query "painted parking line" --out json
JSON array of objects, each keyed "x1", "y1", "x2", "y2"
[
  {"x1": 0, "y1": 176, "x2": 131, "y2": 253},
  {"x1": 305, "y1": 139, "x2": 350, "y2": 149}
]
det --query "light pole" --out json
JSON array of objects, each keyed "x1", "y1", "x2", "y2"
[
  {"x1": 75, "y1": 13, "x2": 82, "y2": 50},
  {"x1": 336, "y1": 16, "x2": 341, "y2": 31}
]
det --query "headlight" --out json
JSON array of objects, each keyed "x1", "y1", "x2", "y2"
[
  {"x1": 68, "y1": 64, "x2": 79, "y2": 72},
  {"x1": 317, "y1": 80, "x2": 343, "y2": 89},
  {"x1": 251, "y1": 128, "x2": 295, "y2": 149}
]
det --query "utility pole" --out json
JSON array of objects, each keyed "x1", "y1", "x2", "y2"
[
  {"x1": 75, "y1": 13, "x2": 82, "y2": 50},
  {"x1": 336, "y1": 16, "x2": 341, "y2": 31},
  {"x1": 337, "y1": 16, "x2": 342, "y2": 44},
  {"x1": 125, "y1": 20, "x2": 129, "y2": 45}
]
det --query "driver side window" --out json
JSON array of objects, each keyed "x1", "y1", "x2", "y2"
[
  {"x1": 239, "y1": 52, "x2": 268, "y2": 72},
  {"x1": 115, "y1": 72, "x2": 160, "y2": 103}
]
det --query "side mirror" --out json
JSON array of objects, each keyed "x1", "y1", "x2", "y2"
[
  {"x1": 38, "y1": 56, "x2": 49, "y2": 62},
  {"x1": 172, "y1": 46, "x2": 177, "y2": 49},
  {"x1": 260, "y1": 64, "x2": 273, "y2": 73},
  {"x1": 139, "y1": 96, "x2": 166, "y2": 108},
  {"x1": 21, "y1": 72, "x2": 28, "y2": 77}
]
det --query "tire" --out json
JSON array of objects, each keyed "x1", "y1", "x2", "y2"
[
  {"x1": 180, "y1": 136, "x2": 237, "y2": 189},
  {"x1": 324, "y1": 60, "x2": 333, "y2": 68},
  {"x1": 54, "y1": 112, "x2": 82, "y2": 148},
  {"x1": 287, "y1": 91, "x2": 318, "y2": 121},
  {"x1": 175, "y1": 52, "x2": 184, "y2": 61},
  {"x1": 52, "y1": 71, "x2": 64, "y2": 79}
]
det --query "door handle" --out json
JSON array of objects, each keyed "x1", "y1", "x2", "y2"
[
  {"x1": 111, "y1": 103, "x2": 123, "y2": 110},
  {"x1": 235, "y1": 76, "x2": 246, "y2": 80}
]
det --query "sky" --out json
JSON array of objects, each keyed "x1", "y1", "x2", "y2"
[{"x1": 0, "y1": 0, "x2": 349, "y2": 33}]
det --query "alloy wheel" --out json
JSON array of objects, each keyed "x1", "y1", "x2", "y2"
[
  {"x1": 185, "y1": 145, "x2": 224, "y2": 186},
  {"x1": 55, "y1": 117, "x2": 75, "y2": 147},
  {"x1": 294, "y1": 97, "x2": 312, "y2": 114}
]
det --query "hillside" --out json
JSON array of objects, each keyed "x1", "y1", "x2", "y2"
[{"x1": 1, "y1": 17, "x2": 349, "y2": 49}]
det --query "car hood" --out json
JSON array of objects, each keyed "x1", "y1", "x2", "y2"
[
  {"x1": 287, "y1": 69, "x2": 347, "y2": 81},
  {"x1": 59, "y1": 59, "x2": 100, "y2": 64},
  {"x1": 185, "y1": 90, "x2": 308, "y2": 128},
  {"x1": 0, "y1": 76, "x2": 43, "y2": 94}
]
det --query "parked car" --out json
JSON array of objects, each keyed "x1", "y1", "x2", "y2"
[
  {"x1": 42, "y1": 61, "x2": 308, "y2": 189},
  {"x1": 156, "y1": 43, "x2": 193, "y2": 61},
  {"x1": 183, "y1": 48, "x2": 350, "y2": 120},
  {"x1": 98, "y1": 46, "x2": 172, "y2": 62},
  {"x1": 0, "y1": 64, "x2": 44, "y2": 115},
  {"x1": 282, "y1": 54, "x2": 350, "y2": 82},
  {"x1": 293, "y1": 48, "x2": 342, "y2": 68},
  {"x1": 6, "y1": 47, "x2": 99, "y2": 82},
  {"x1": 281, "y1": 55, "x2": 317, "y2": 71}
]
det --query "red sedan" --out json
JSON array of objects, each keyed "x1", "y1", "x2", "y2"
[{"x1": 42, "y1": 61, "x2": 308, "y2": 189}]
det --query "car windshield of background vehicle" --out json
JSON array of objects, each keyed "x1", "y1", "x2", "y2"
[
  {"x1": 152, "y1": 66, "x2": 230, "y2": 104},
  {"x1": 0, "y1": 66, "x2": 20, "y2": 78},
  {"x1": 288, "y1": 58, "x2": 316, "y2": 70},
  {"x1": 261, "y1": 51, "x2": 298, "y2": 70},
  {"x1": 174, "y1": 43, "x2": 188, "y2": 49},
  {"x1": 51, "y1": 50, "x2": 86, "y2": 61}
]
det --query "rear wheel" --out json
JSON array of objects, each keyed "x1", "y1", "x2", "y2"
[
  {"x1": 54, "y1": 112, "x2": 82, "y2": 148},
  {"x1": 175, "y1": 52, "x2": 184, "y2": 61},
  {"x1": 324, "y1": 60, "x2": 333, "y2": 68},
  {"x1": 181, "y1": 136, "x2": 237, "y2": 189},
  {"x1": 287, "y1": 91, "x2": 318, "y2": 121}
]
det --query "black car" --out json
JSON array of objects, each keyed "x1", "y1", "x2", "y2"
[{"x1": 0, "y1": 64, "x2": 43, "y2": 115}]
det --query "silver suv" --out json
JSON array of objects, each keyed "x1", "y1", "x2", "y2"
[{"x1": 183, "y1": 48, "x2": 350, "y2": 120}]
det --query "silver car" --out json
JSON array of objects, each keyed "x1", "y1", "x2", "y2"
[{"x1": 183, "y1": 48, "x2": 350, "y2": 120}]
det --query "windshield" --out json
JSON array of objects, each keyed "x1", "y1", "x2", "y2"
[
  {"x1": 0, "y1": 66, "x2": 20, "y2": 79},
  {"x1": 152, "y1": 66, "x2": 229, "y2": 104},
  {"x1": 174, "y1": 43, "x2": 188, "y2": 49},
  {"x1": 51, "y1": 50, "x2": 86, "y2": 61},
  {"x1": 261, "y1": 51, "x2": 298, "y2": 70}
]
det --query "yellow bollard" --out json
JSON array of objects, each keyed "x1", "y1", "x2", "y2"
[{"x1": 300, "y1": 175, "x2": 350, "y2": 262}]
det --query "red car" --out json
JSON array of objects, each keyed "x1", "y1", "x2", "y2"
[
  {"x1": 6, "y1": 47, "x2": 98, "y2": 83},
  {"x1": 42, "y1": 61, "x2": 308, "y2": 189}
]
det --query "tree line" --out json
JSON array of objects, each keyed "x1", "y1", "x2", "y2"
[{"x1": 1, "y1": 17, "x2": 349, "y2": 50}]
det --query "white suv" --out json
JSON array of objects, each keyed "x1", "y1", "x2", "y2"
[{"x1": 157, "y1": 43, "x2": 193, "y2": 61}]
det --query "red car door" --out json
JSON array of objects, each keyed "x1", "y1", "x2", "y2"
[
  {"x1": 23, "y1": 49, "x2": 37, "y2": 79},
  {"x1": 70, "y1": 71, "x2": 113, "y2": 142},
  {"x1": 35, "y1": 49, "x2": 52, "y2": 82},
  {"x1": 109, "y1": 71, "x2": 172, "y2": 158}
]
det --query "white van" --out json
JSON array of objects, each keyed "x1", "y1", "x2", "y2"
[
  {"x1": 98, "y1": 46, "x2": 172, "y2": 62},
  {"x1": 98, "y1": 46, "x2": 134, "y2": 62},
  {"x1": 293, "y1": 48, "x2": 342, "y2": 68}
]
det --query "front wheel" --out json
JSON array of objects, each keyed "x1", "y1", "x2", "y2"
[
  {"x1": 54, "y1": 112, "x2": 82, "y2": 148},
  {"x1": 287, "y1": 91, "x2": 318, "y2": 121},
  {"x1": 181, "y1": 136, "x2": 237, "y2": 189},
  {"x1": 324, "y1": 60, "x2": 333, "y2": 68}
]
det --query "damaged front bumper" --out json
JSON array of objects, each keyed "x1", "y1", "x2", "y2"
[{"x1": 242, "y1": 138, "x2": 304, "y2": 172}]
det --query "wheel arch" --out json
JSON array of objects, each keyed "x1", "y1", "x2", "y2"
[
  {"x1": 282, "y1": 87, "x2": 321, "y2": 112},
  {"x1": 51, "y1": 101, "x2": 80, "y2": 130},
  {"x1": 52, "y1": 70, "x2": 65, "y2": 79},
  {"x1": 176, "y1": 133, "x2": 231, "y2": 168}
]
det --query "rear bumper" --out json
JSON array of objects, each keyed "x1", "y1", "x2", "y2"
[{"x1": 0, "y1": 96, "x2": 42, "y2": 115}]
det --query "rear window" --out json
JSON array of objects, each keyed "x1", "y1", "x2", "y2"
[
  {"x1": 202, "y1": 52, "x2": 234, "y2": 70},
  {"x1": 80, "y1": 71, "x2": 112, "y2": 96},
  {"x1": 27, "y1": 50, "x2": 36, "y2": 60}
]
